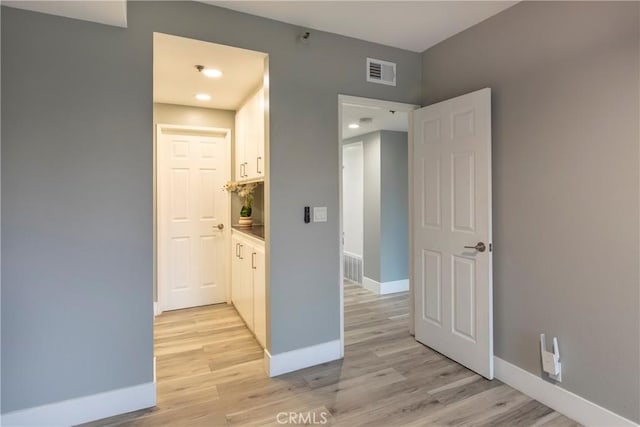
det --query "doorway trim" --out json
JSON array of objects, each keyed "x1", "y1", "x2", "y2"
[
  {"x1": 337, "y1": 95, "x2": 420, "y2": 356},
  {"x1": 155, "y1": 124, "x2": 232, "y2": 314}
]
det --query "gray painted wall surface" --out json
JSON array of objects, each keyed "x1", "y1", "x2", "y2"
[
  {"x1": 1, "y1": 2, "x2": 421, "y2": 412},
  {"x1": 346, "y1": 131, "x2": 408, "y2": 284},
  {"x1": 422, "y1": 1, "x2": 639, "y2": 421},
  {"x1": 360, "y1": 132, "x2": 382, "y2": 281},
  {"x1": 379, "y1": 131, "x2": 408, "y2": 283}
]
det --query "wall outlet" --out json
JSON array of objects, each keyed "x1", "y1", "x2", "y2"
[{"x1": 313, "y1": 207, "x2": 327, "y2": 222}]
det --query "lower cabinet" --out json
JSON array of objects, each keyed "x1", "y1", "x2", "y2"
[{"x1": 231, "y1": 231, "x2": 266, "y2": 348}]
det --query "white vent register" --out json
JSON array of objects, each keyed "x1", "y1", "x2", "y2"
[{"x1": 366, "y1": 58, "x2": 396, "y2": 86}]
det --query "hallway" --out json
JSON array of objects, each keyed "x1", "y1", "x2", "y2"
[{"x1": 85, "y1": 284, "x2": 578, "y2": 426}]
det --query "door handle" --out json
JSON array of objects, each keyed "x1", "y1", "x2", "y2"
[
  {"x1": 252, "y1": 252, "x2": 257, "y2": 269},
  {"x1": 235, "y1": 243, "x2": 240, "y2": 257},
  {"x1": 464, "y1": 242, "x2": 486, "y2": 252},
  {"x1": 240, "y1": 163, "x2": 245, "y2": 177},
  {"x1": 217, "y1": 223, "x2": 224, "y2": 230},
  {"x1": 257, "y1": 156, "x2": 262, "y2": 174},
  {"x1": 239, "y1": 244, "x2": 244, "y2": 259}
]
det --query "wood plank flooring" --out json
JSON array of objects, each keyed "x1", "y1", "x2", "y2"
[{"x1": 83, "y1": 282, "x2": 579, "y2": 427}]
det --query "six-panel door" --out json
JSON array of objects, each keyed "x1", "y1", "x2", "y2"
[
  {"x1": 159, "y1": 132, "x2": 228, "y2": 311},
  {"x1": 413, "y1": 88, "x2": 493, "y2": 379}
]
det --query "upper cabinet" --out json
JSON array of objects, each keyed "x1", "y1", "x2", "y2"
[{"x1": 235, "y1": 87, "x2": 265, "y2": 181}]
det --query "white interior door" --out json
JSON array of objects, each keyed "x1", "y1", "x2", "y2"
[
  {"x1": 159, "y1": 128, "x2": 230, "y2": 311},
  {"x1": 412, "y1": 88, "x2": 493, "y2": 378}
]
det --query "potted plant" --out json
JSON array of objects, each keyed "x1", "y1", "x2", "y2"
[{"x1": 224, "y1": 181, "x2": 258, "y2": 227}]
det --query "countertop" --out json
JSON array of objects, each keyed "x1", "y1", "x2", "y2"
[{"x1": 231, "y1": 225, "x2": 265, "y2": 240}]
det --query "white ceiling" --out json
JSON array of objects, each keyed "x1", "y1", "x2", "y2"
[
  {"x1": 343, "y1": 103, "x2": 409, "y2": 140},
  {"x1": 3, "y1": 0, "x2": 127, "y2": 27},
  {"x1": 204, "y1": 1, "x2": 518, "y2": 52},
  {"x1": 154, "y1": 33, "x2": 266, "y2": 110},
  {"x1": 4, "y1": 1, "x2": 517, "y2": 53}
]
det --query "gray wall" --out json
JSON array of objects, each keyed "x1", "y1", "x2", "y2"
[
  {"x1": 361, "y1": 132, "x2": 382, "y2": 281},
  {"x1": 1, "y1": 2, "x2": 422, "y2": 413},
  {"x1": 379, "y1": 131, "x2": 408, "y2": 283},
  {"x1": 422, "y1": 1, "x2": 639, "y2": 421},
  {"x1": 346, "y1": 130, "x2": 409, "y2": 284}
]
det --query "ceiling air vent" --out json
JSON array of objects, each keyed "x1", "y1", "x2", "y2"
[{"x1": 366, "y1": 58, "x2": 396, "y2": 86}]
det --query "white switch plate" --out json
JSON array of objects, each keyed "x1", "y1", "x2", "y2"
[{"x1": 313, "y1": 207, "x2": 327, "y2": 222}]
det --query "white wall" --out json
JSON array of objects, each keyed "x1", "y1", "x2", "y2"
[{"x1": 342, "y1": 142, "x2": 363, "y2": 257}]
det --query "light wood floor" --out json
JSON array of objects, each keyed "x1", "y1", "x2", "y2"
[{"x1": 83, "y1": 283, "x2": 579, "y2": 426}]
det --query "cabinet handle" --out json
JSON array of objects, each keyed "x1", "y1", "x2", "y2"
[
  {"x1": 239, "y1": 244, "x2": 244, "y2": 259},
  {"x1": 244, "y1": 162, "x2": 249, "y2": 177},
  {"x1": 235, "y1": 243, "x2": 240, "y2": 258},
  {"x1": 257, "y1": 156, "x2": 262, "y2": 174},
  {"x1": 252, "y1": 252, "x2": 257, "y2": 269},
  {"x1": 240, "y1": 163, "x2": 245, "y2": 178}
]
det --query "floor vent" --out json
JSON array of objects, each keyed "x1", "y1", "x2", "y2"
[
  {"x1": 366, "y1": 58, "x2": 396, "y2": 86},
  {"x1": 344, "y1": 252, "x2": 363, "y2": 284}
]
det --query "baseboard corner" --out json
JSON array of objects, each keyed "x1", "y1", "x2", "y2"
[{"x1": 265, "y1": 340, "x2": 342, "y2": 377}]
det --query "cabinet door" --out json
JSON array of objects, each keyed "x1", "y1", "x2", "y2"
[
  {"x1": 252, "y1": 244, "x2": 266, "y2": 347},
  {"x1": 231, "y1": 235, "x2": 243, "y2": 307},
  {"x1": 255, "y1": 88, "x2": 265, "y2": 179},
  {"x1": 231, "y1": 235, "x2": 253, "y2": 328},
  {"x1": 244, "y1": 91, "x2": 259, "y2": 181},
  {"x1": 239, "y1": 239, "x2": 254, "y2": 329},
  {"x1": 235, "y1": 107, "x2": 246, "y2": 181}
]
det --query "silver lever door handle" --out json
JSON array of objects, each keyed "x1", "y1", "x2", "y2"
[{"x1": 464, "y1": 242, "x2": 486, "y2": 252}]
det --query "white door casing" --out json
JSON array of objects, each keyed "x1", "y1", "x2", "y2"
[
  {"x1": 412, "y1": 88, "x2": 493, "y2": 378},
  {"x1": 158, "y1": 126, "x2": 231, "y2": 312}
]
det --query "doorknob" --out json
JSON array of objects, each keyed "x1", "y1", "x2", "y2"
[
  {"x1": 217, "y1": 223, "x2": 224, "y2": 230},
  {"x1": 464, "y1": 242, "x2": 486, "y2": 252}
]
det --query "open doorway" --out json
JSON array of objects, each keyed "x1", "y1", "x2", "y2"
[
  {"x1": 153, "y1": 33, "x2": 269, "y2": 408},
  {"x1": 338, "y1": 95, "x2": 419, "y2": 355}
]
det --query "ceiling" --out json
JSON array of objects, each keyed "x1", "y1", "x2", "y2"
[
  {"x1": 4, "y1": 1, "x2": 517, "y2": 53},
  {"x1": 154, "y1": 33, "x2": 266, "y2": 110},
  {"x1": 343, "y1": 103, "x2": 409, "y2": 140},
  {"x1": 204, "y1": 1, "x2": 518, "y2": 52},
  {"x1": 3, "y1": 0, "x2": 127, "y2": 27}
]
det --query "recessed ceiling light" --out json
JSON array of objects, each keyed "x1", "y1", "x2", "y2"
[
  {"x1": 202, "y1": 68, "x2": 223, "y2": 78},
  {"x1": 195, "y1": 93, "x2": 211, "y2": 101},
  {"x1": 348, "y1": 123, "x2": 360, "y2": 129}
]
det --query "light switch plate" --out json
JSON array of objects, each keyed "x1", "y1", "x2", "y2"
[{"x1": 313, "y1": 207, "x2": 327, "y2": 222}]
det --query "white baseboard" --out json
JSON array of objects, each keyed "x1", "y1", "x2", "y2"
[
  {"x1": 362, "y1": 277, "x2": 409, "y2": 295},
  {"x1": 264, "y1": 340, "x2": 342, "y2": 377},
  {"x1": 154, "y1": 302, "x2": 161, "y2": 316},
  {"x1": 1, "y1": 382, "x2": 156, "y2": 426},
  {"x1": 494, "y1": 357, "x2": 637, "y2": 427}
]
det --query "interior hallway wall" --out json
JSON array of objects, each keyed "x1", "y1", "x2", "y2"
[
  {"x1": 1, "y1": 2, "x2": 422, "y2": 413},
  {"x1": 344, "y1": 130, "x2": 409, "y2": 284}
]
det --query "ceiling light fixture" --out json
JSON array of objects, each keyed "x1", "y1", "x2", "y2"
[
  {"x1": 195, "y1": 65, "x2": 223, "y2": 78},
  {"x1": 195, "y1": 93, "x2": 211, "y2": 101},
  {"x1": 348, "y1": 123, "x2": 360, "y2": 129}
]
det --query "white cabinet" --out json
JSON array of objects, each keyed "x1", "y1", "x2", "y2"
[
  {"x1": 231, "y1": 234, "x2": 253, "y2": 328},
  {"x1": 231, "y1": 231, "x2": 266, "y2": 348},
  {"x1": 235, "y1": 87, "x2": 265, "y2": 181},
  {"x1": 252, "y1": 244, "x2": 266, "y2": 347}
]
